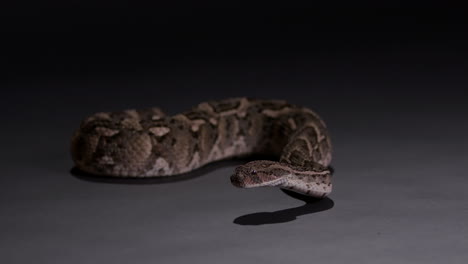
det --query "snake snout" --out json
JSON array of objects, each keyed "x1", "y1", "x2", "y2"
[{"x1": 230, "y1": 171, "x2": 245, "y2": 188}]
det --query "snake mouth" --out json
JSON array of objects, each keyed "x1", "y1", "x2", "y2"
[{"x1": 230, "y1": 174, "x2": 286, "y2": 189}]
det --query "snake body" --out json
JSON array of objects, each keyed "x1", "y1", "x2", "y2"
[{"x1": 71, "y1": 98, "x2": 333, "y2": 197}]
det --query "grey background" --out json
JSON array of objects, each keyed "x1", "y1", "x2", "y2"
[{"x1": 1, "y1": 6, "x2": 467, "y2": 264}]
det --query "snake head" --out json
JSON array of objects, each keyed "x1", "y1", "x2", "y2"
[{"x1": 230, "y1": 160, "x2": 288, "y2": 188}]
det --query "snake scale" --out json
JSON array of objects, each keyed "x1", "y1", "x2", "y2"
[{"x1": 71, "y1": 98, "x2": 333, "y2": 198}]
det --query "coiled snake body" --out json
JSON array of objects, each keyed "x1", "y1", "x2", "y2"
[{"x1": 71, "y1": 98, "x2": 333, "y2": 197}]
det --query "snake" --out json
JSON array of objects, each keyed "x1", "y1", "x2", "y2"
[{"x1": 71, "y1": 97, "x2": 333, "y2": 198}]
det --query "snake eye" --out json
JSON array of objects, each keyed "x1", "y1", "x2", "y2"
[{"x1": 251, "y1": 169, "x2": 257, "y2": 175}]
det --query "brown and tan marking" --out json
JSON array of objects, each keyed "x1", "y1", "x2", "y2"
[{"x1": 71, "y1": 98, "x2": 333, "y2": 197}]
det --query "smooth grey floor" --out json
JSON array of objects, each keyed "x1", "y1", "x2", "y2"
[{"x1": 1, "y1": 72, "x2": 467, "y2": 264}]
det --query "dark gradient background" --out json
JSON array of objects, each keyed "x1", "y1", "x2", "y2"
[{"x1": 1, "y1": 5, "x2": 468, "y2": 263}]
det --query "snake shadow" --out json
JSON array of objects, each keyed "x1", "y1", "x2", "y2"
[
  {"x1": 71, "y1": 157, "x2": 335, "y2": 226},
  {"x1": 233, "y1": 189, "x2": 335, "y2": 226},
  {"x1": 70, "y1": 155, "x2": 279, "y2": 184},
  {"x1": 71, "y1": 155, "x2": 334, "y2": 185}
]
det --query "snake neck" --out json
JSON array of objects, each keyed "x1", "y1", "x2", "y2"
[{"x1": 279, "y1": 170, "x2": 332, "y2": 197}]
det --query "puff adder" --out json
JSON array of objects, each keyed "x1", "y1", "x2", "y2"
[{"x1": 71, "y1": 98, "x2": 333, "y2": 197}]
